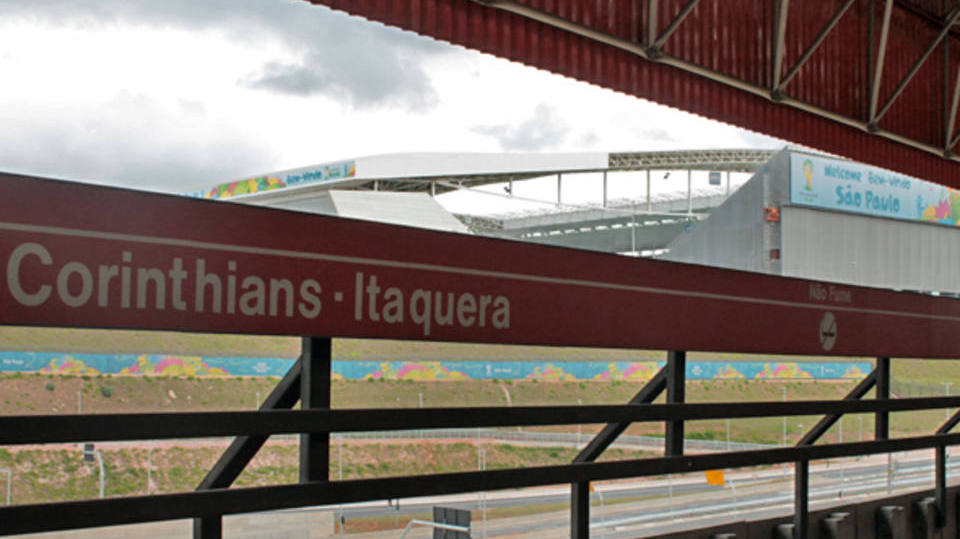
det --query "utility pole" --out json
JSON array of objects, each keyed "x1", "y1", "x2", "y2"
[{"x1": 780, "y1": 386, "x2": 787, "y2": 446}]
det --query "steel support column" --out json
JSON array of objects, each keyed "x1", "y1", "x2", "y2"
[
  {"x1": 193, "y1": 515, "x2": 221, "y2": 539},
  {"x1": 936, "y1": 445, "x2": 947, "y2": 527},
  {"x1": 794, "y1": 459, "x2": 809, "y2": 538},
  {"x1": 571, "y1": 480, "x2": 590, "y2": 539},
  {"x1": 300, "y1": 336, "x2": 332, "y2": 482},
  {"x1": 876, "y1": 357, "x2": 890, "y2": 439},
  {"x1": 665, "y1": 351, "x2": 686, "y2": 456}
]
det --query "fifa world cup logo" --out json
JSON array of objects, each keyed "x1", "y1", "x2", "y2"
[{"x1": 802, "y1": 159, "x2": 814, "y2": 191}]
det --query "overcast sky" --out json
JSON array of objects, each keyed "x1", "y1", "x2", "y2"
[{"x1": 0, "y1": 0, "x2": 783, "y2": 207}]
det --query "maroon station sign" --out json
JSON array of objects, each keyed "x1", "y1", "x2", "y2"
[{"x1": 2, "y1": 171, "x2": 960, "y2": 358}]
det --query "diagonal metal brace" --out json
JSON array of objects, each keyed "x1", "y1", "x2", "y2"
[
  {"x1": 574, "y1": 368, "x2": 668, "y2": 463},
  {"x1": 797, "y1": 369, "x2": 877, "y2": 446},
  {"x1": 197, "y1": 357, "x2": 303, "y2": 490},
  {"x1": 570, "y1": 366, "x2": 667, "y2": 539}
]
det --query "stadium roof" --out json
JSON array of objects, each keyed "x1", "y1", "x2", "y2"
[{"x1": 187, "y1": 148, "x2": 777, "y2": 203}]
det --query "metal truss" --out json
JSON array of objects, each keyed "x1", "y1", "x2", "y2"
[
  {"x1": 471, "y1": 0, "x2": 960, "y2": 161},
  {"x1": 607, "y1": 148, "x2": 776, "y2": 172},
  {"x1": 372, "y1": 148, "x2": 775, "y2": 194}
]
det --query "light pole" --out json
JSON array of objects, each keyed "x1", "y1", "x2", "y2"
[
  {"x1": 593, "y1": 486, "x2": 606, "y2": 538},
  {"x1": 780, "y1": 386, "x2": 787, "y2": 446},
  {"x1": 0, "y1": 468, "x2": 10, "y2": 505},
  {"x1": 944, "y1": 382, "x2": 953, "y2": 420},
  {"x1": 726, "y1": 418, "x2": 731, "y2": 450},
  {"x1": 83, "y1": 443, "x2": 105, "y2": 498},
  {"x1": 146, "y1": 444, "x2": 153, "y2": 495},
  {"x1": 577, "y1": 399, "x2": 583, "y2": 448}
]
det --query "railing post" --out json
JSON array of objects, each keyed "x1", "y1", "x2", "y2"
[
  {"x1": 571, "y1": 481, "x2": 590, "y2": 539},
  {"x1": 192, "y1": 515, "x2": 221, "y2": 539},
  {"x1": 936, "y1": 445, "x2": 946, "y2": 527},
  {"x1": 665, "y1": 351, "x2": 686, "y2": 456},
  {"x1": 876, "y1": 357, "x2": 890, "y2": 439},
  {"x1": 794, "y1": 460, "x2": 809, "y2": 538},
  {"x1": 300, "y1": 337, "x2": 332, "y2": 482}
]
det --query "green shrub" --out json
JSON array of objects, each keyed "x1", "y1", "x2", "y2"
[
  {"x1": 100, "y1": 385, "x2": 114, "y2": 398},
  {"x1": 44, "y1": 382, "x2": 56, "y2": 392}
]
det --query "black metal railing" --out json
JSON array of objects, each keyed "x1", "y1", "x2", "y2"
[{"x1": 1, "y1": 343, "x2": 960, "y2": 538}]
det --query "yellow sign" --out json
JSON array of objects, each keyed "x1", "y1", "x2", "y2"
[{"x1": 705, "y1": 470, "x2": 725, "y2": 486}]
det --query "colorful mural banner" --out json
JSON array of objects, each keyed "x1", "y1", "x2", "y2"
[
  {"x1": 184, "y1": 160, "x2": 357, "y2": 200},
  {"x1": 0, "y1": 351, "x2": 870, "y2": 381},
  {"x1": 790, "y1": 152, "x2": 960, "y2": 226}
]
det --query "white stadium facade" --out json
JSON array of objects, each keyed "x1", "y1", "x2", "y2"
[{"x1": 188, "y1": 147, "x2": 960, "y2": 295}]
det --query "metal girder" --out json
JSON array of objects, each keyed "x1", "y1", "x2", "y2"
[
  {"x1": 608, "y1": 148, "x2": 775, "y2": 171},
  {"x1": 873, "y1": 5, "x2": 960, "y2": 125},
  {"x1": 869, "y1": 0, "x2": 896, "y2": 126},
  {"x1": 471, "y1": 0, "x2": 960, "y2": 164},
  {"x1": 947, "y1": 62, "x2": 960, "y2": 150},
  {"x1": 652, "y1": 0, "x2": 702, "y2": 51},
  {"x1": 772, "y1": 0, "x2": 790, "y2": 91},
  {"x1": 776, "y1": 0, "x2": 857, "y2": 93},
  {"x1": 341, "y1": 149, "x2": 774, "y2": 196},
  {"x1": 647, "y1": 0, "x2": 659, "y2": 48}
]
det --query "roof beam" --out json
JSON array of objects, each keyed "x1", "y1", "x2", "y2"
[
  {"x1": 647, "y1": 0, "x2": 659, "y2": 48},
  {"x1": 652, "y1": 0, "x2": 702, "y2": 51},
  {"x1": 776, "y1": 0, "x2": 856, "y2": 94},
  {"x1": 869, "y1": 0, "x2": 895, "y2": 127},
  {"x1": 772, "y1": 0, "x2": 790, "y2": 91},
  {"x1": 470, "y1": 0, "x2": 960, "y2": 162},
  {"x1": 874, "y1": 5, "x2": 960, "y2": 125}
]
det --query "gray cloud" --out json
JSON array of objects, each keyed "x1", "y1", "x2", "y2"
[
  {"x1": 472, "y1": 104, "x2": 570, "y2": 151},
  {"x1": 242, "y1": 42, "x2": 439, "y2": 111},
  {"x1": 637, "y1": 128, "x2": 678, "y2": 142},
  {"x1": 1, "y1": 0, "x2": 450, "y2": 111},
  {"x1": 0, "y1": 92, "x2": 276, "y2": 192}
]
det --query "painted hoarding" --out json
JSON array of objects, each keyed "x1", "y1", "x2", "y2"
[
  {"x1": 789, "y1": 153, "x2": 960, "y2": 226},
  {"x1": 184, "y1": 160, "x2": 357, "y2": 200},
  {"x1": 0, "y1": 351, "x2": 869, "y2": 380},
  {"x1": 5, "y1": 172, "x2": 960, "y2": 358}
]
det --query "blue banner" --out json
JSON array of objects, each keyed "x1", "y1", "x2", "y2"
[
  {"x1": 789, "y1": 153, "x2": 960, "y2": 226},
  {"x1": 0, "y1": 351, "x2": 870, "y2": 380}
]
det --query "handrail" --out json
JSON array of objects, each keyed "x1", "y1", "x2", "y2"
[
  {"x1": 5, "y1": 397, "x2": 960, "y2": 445},
  {"x1": 2, "y1": 429, "x2": 960, "y2": 535}
]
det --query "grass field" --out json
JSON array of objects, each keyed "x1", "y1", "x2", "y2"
[
  {"x1": 3, "y1": 325, "x2": 960, "y2": 519},
  {"x1": 0, "y1": 372, "x2": 948, "y2": 444},
  {"x1": 0, "y1": 442, "x2": 657, "y2": 505}
]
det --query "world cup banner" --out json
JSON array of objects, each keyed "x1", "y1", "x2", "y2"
[{"x1": 2, "y1": 171, "x2": 960, "y2": 358}]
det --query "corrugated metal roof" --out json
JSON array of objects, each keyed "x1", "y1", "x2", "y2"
[{"x1": 308, "y1": 0, "x2": 960, "y2": 189}]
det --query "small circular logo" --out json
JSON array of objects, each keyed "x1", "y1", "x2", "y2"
[{"x1": 819, "y1": 312, "x2": 837, "y2": 351}]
